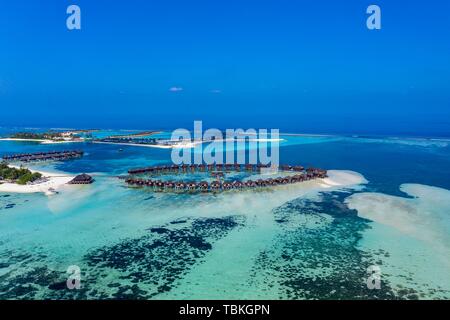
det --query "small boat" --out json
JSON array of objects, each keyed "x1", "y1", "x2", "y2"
[
  {"x1": 45, "y1": 188, "x2": 59, "y2": 196},
  {"x1": 118, "y1": 148, "x2": 124, "y2": 152}
]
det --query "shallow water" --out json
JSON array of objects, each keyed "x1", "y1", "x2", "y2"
[
  {"x1": 1, "y1": 130, "x2": 450, "y2": 299},
  {"x1": 347, "y1": 184, "x2": 450, "y2": 299}
]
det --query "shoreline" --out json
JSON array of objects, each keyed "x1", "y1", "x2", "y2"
[
  {"x1": 92, "y1": 137, "x2": 284, "y2": 149},
  {"x1": 0, "y1": 166, "x2": 75, "y2": 195},
  {"x1": 92, "y1": 141, "x2": 180, "y2": 149},
  {"x1": 0, "y1": 138, "x2": 84, "y2": 144},
  {"x1": 108, "y1": 130, "x2": 162, "y2": 139}
]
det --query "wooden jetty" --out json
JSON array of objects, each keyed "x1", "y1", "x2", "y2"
[
  {"x1": 124, "y1": 164, "x2": 327, "y2": 193},
  {"x1": 69, "y1": 173, "x2": 94, "y2": 184},
  {"x1": 2, "y1": 150, "x2": 84, "y2": 162}
]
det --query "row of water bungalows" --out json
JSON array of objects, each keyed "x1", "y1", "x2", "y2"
[
  {"x1": 128, "y1": 164, "x2": 307, "y2": 175},
  {"x1": 96, "y1": 138, "x2": 157, "y2": 145},
  {"x1": 2, "y1": 150, "x2": 84, "y2": 162},
  {"x1": 125, "y1": 170, "x2": 327, "y2": 193}
]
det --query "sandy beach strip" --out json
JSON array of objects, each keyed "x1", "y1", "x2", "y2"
[
  {"x1": 108, "y1": 130, "x2": 162, "y2": 139},
  {"x1": 279, "y1": 133, "x2": 335, "y2": 137},
  {"x1": 0, "y1": 166, "x2": 75, "y2": 195},
  {"x1": 0, "y1": 138, "x2": 52, "y2": 143},
  {"x1": 0, "y1": 138, "x2": 84, "y2": 145},
  {"x1": 92, "y1": 141, "x2": 177, "y2": 149},
  {"x1": 92, "y1": 138, "x2": 284, "y2": 149},
  {"x1": 92, "y1": 140, "x2": 204, "y2": 149},
  {"x1": 40, "y1": 140, "x2": 84, "y2": 144}
]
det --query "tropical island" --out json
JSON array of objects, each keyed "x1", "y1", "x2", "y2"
[
  {"x1": 0, "y1": 130, "x2": 90, "y2": 144},
  {"x1": 10, "y1": 132, "x2": 62, "y2": 140},
  {"x1": 0, "y1": 149, "x2": 89, "y2": 194},
  {"x1": 108, "y1": 130, "x2": 161, "y2": 139},
  {"x1": 0, "y1": 162, "x2": 78, "y2": 195},
  {"x1": 0, "y1": 162, "x2": 42, "y2": 185}
]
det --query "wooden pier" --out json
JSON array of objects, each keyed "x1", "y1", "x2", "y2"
[
  {"x1": 125, "y1": 164, "x2": 327, "y2": 193},
  {"x1": 2, "y1": 150, "x2": 84, "y2": 162}
]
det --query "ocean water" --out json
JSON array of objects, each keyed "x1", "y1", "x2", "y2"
[{"x1": 0, "y1": 129, "x2": 449, "y2": 299}]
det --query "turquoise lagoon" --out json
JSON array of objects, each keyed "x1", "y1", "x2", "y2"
[{"x1": 0, "y1": 129, "x2": 450, "y2": 299}]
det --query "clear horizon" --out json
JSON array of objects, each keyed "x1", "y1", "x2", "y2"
[
  {"x1": 2, "y1": 125, "x2": 450, "y2": 140},
  {"x1": 1, "y1": 0, "x2": 450, "y2": 136}
]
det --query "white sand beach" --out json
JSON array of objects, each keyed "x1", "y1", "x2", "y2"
[
  {"x1": 40, "y1": 139, "x2": 84, "y2": 144},
  {"x1": 221, "y1": 138, "x2": 284, "y2": 143},
  {"x1": 0, "y1": 138, "x2": 84, "y2": 144},
  {"x1": 0, "y1": 166, "x2": 75, "y2": 195},
  {"x1": 285, "y1": 169, "x2": 367, "y2": 190},
  {"x1": 346, "y1": 184, "x2": 450, "y2": 250},
  {"x1": 0, "y1": 138, "x2": 52, "y2": 143},
  {"x1": 92, "y1": 137, "x2": 284, "y2": 149},
  {"x1": 92, "y1": 139, "x2": 207, "y2": 149},
  {"x1": 92, "y1": 141, "x2": 181, "y2": 149},
  {"x1": 320, "y1": 170, "x2": 368, "y2": 187}
]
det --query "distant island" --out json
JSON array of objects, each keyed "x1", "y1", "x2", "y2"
[
  {"x1": 1, "y1": 130, "x2": 92, "y2": 144},
  {"x1": 108, "y1": 130, "x2": 161, "y2": 139},
  {"x1": 11, "y1": 132, "x2": 64, "y2": 140}
]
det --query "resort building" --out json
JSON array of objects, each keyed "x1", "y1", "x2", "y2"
[{"x1": 69, "y1": 174, "x2": 94, "y2": 185}]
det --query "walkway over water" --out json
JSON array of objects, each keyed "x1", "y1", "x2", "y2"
[
  {"x1": 125, "y1": 164, "x2": 327, "y2": 193},
  {"x1": 2, "y1": 150, "x2": 84, "y2": 162}
]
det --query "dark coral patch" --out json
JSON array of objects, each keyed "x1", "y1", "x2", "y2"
[
  {"x1": 248, "y1": 191, "x2": 432, "y2": 300},
  {"x1": 0, "y1": 216, "x2": 243, "y2": 299},
  {"x1": 148, "y1": 227, "x2": 169, "y2": 234}
]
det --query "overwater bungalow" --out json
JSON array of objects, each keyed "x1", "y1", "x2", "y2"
[
  {"x1": 175, "y1": 182, "x2": 186, "y2": 190},
  {"x1": 69, "y1": 174, "x2": 94, "y2": 185},
  {"x1": 211, "y1": 181, "x2": 221, "y2": 190},
  {"x1": 165, "y1": 181, "x2": 175, "y2": 190},
  {"x1": 187, "y1": 182, "x2": 197, "y2": 191},
  {"x1": 248, "y1": 180, "x2": 257, "y2": 188},
  {"x1": 280, "y1": 165, "x2": 290, "y2": 171},
  {"x1": 232, "y1": 181, "x2": 243, "y2": 189},
  {"x1": 244, "y1": 164, "x2": 253, "y2": 171},
  {"x1": 3, "y1": 150, "x2": 84, "y2": 163},
  {"x1": 153, "y1": 180, "x2": 162, "y2": 188},
  {"x1": 199, "y1": 181, "x2": 209, "y2": 192},
  {"x1": 223, "y1": 182, "x2": 233, "y2": 190},
  {"x1": 125, "y1": 163, "x2": 327, "y2": 193}
]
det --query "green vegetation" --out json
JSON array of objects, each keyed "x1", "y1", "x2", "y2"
[
  {"x1": 0, "y1": 162, "x2": 42, "y2": 185},
  {"x1": 11, "y1": 132, "x2": 63, "y2": 140}
]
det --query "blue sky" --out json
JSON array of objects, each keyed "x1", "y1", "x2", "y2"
[{"x1": 1, "y1": 0, "x2": 449, "y2": 136}]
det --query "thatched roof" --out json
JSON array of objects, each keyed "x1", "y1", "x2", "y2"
[{"x1": 69, "y1": 173, "x2": 93, "y2": 184}]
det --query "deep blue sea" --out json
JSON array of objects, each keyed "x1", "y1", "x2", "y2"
[{"x1": 0, "y1": 127, "x2": 449, "y2": 299}]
